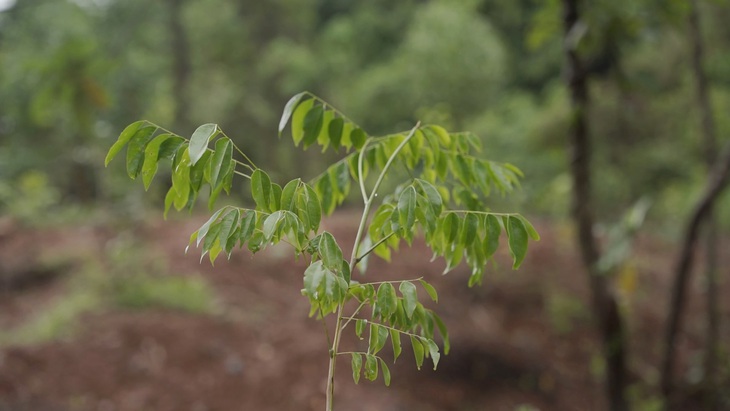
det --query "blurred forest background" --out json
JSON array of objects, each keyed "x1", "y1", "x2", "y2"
[{"x1": 1, "y1": 0, "x2": 730, "y2": 410}]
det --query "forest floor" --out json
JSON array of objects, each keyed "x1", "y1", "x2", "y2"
[{"x1": 0, "y1": 211, "x2": 727, "y2": 411}]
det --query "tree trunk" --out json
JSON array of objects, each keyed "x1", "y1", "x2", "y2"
[
  {"x1": 168, "y1": 0, "x2": 191, "y2": 132},
  {"x1": 561, "y1": 1, "x2": 629, "y2": 410},
  {"x1": 660, "y1": 142, "x2": 730, "y2": 404},
  {"x1": 687, "y1": 1, "x2": 720, "y2": 405}
]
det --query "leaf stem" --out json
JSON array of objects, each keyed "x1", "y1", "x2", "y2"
[
  {"x1": 355, "y1": 232, "x2": 396, "y2": 264},
  {"x1": 215, "y1": 128, "x2": 258, "y2": 168},
  {"x1": 233, "y1": 170, "x2": 251, "y2": 179}
]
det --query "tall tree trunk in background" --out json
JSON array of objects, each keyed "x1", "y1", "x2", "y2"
[
  {"x1": 561, "y1": 1, "x2": 629, "y2": 410},
  {"x1": 661, "y1": 143, "x2": 730, "y2": 404},
  {"x1": 661, "y1": 0, "x2": 721, "y2": 405},
  {"x1": 168, "y1": 0, "x2": 191, "y2": 132},
  {"x1": 687, "y1": 0, "x2": 720, "y2": 404}
]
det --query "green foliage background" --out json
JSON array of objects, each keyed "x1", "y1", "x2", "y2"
[{"x1": 1, "y1": 0, "x2": 729, "y2": 228}]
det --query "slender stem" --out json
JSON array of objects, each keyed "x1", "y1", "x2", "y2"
[
  {"x1": 340, "y1": 300, "x2": 368, "y2": 331},
  {"x1": 355, "y1": 276, "x2": 424, "y2": 287},
  {"x1": 233, "y1": 158, "x2": 255, "y2": 173},
  {"x1": 233, "y1": 170, "x2": 251, "y2": 179},
  {"x1": 358, "y1": 140, "x2": 369, "y2": 204},
  {"x1": 355, "y1": 232, "x2": 396, "y2": 265},
  {"x1": 447, "y1": 210, "x2": 518, "y2": 217},
  {"x1": 325, "y1": 304, "x2": 344, "y2": 411},
  {"x1": 348, "y1": 122, "x2": 421, "y2": 267},
  {"x1": 217, "y1": 128, "x2": 259, "y2": 169},
  {"x1": 341, "y1": 316, "x2": 423, "y2": 339},
  {"x1": 325, "y1": 122, "x2": 420, "y2": 411}
]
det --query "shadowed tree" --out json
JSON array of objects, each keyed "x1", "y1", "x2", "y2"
[{"x1": 561, "y1": 0, "x2": 629, "y2": 410}]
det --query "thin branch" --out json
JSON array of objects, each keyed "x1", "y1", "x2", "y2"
[
  {"x1": 661, "y1": 141, "x2": 730, "y2": 398},
  {"x1": 348, "y1": 122, "x2": 421, "y2": 268},
  {"x1": 355, "y1": 232, "x2": 396, "y2": 264},
  {"x1": 358, "y1": 139, "x2": 369, "y2": 204}
]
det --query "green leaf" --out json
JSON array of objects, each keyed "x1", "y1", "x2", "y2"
[
  {"x1": 441, "y1": 212, "x2": 461, "y2": 244},
  {"x1": 316, "y1": 110, "x2": 335, "y2": 151},
  {"x1": 217, "y1": 209, "x2": 240, "y2": 249},
  {"x1": 364, "y1": 354, "x2": 378, "y2": 381},
  {"x1": 270, "y1": 183, "x2": 282, "y2": 211},
  {"x1": 207, "y1": 137, "x2": 233, "y2": 190},
  {"x1": 351, "y1": 353, "x2": 362, "y2": 384},
  {"x1": 485, "y1": 214, "x2": 501, "y2": 259},
  {"x1": 278, "y1": 92, "x2": 307, "y2": 136},
  {"x1": 397, "y1": 186, "x2": 418, "y2": 240},
  {"x1": 105, "y1": 120, "x2": 145, "y2": 166},
  {"x1": 379, "y1": 358, "x2": 391, "y2": 386},
  {"x1": 291, "y1": 98, "x2": 314, "y2": 146},
  {"x1": 517, "y1": 215, "x2": 540, "y2": 240},
  {"x1": 425, "y1": 339, "x2": 441, "y2": 370},
  {"x1": 171, "y1": 149, "x2": 191, "y2": 210},
  {"x1": 429, "y1": 125, "x2": 451, "y2": 147},
  {"x1": 238, "y1": 210, "x2": 256, "y2": 244},
  {"x1": 159, "y1": 137, "x2": 186, "y2": 163},
  {"x1": 368, "y1": 323, "x2": 387, "y2": 355},
  {"x1": 193, "y1": 208, "x2": 226, "y2": 248},
  {"x1": 316, "y1": 175, "x2": 335, "y2": 215},
  {"x1": 399, "y1": 281, "x2": 418, "y2": 319},
  {"x1": 251, "y1": 169, "x2": 272, "y2": 212},
  {"x1": 461, "y1": 213, "x2": 479, "y2": 247},
  {"x1": 262, "y1": 211, "x2": 284, "y2": 241},
  {"x1": 431, "y1": 311, "x2": 450, "y2": 355},
  {"x1": 507, "y1": 216, "x2": 529, "y2": 269},
  {"x1": 141, "y1": 133, "x2": 172, "y2": 190},
  {"x1": 303, "y1": 184, "x2": 322, "y2": 232},
  {"x1": 203, "y1": 221, "x2": 222, "y2": 257},
  {"x1": 390, "y1": 328, "x2": 402, "y2": 361},
  {"x1": 303, "y1": 261, "x2": 327, "y2": 298},
  {"x1": 410, "y1": 336, "x2": 424, "y2": 370},
  {"x1": 302, "y1": 104, "x2": 324, "y2": 149},
  {"x1": 318, "y1": 232, "x2": 343, "y2": 272},
  {"x1": 190, "y1": 151, "x2": 211, "y2": 192},
  {"x1": 350, "y1": 128, "x2": 366, "y2": 150},
  {"x1": 419, "y1": 279, "x2": 438, "y2": 303},
  {"x1": 357, "y1": 235, "x2": 371, "y2": 274},
  {"x1": 189, "y1": 123, "x2": 218, "y2": 166},
  {"x1": 356, "y1": 319, "x2": 366, "y2": 339},
  {"x1": 376, "y1": 283, "x2": 397, "y2": 319},
  {"x1": 416, "y1": 179, "x2": 443, "y2": 214},
  {"x1": 280, "y1": 179, "x2": 299, "y2": 211},
  {"x1": 125, "y1": 125, "x2": 157, "y2": 179},
  {"x1": 328, "y1": 117, "x2": 344, "y2": 150}
]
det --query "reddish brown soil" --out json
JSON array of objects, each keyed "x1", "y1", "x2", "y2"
[{"x1": 0, "y1": 212, "x2": 727, "y2": 411}]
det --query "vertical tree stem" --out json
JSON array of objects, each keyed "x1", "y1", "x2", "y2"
[
  {"x1": 325, "y1": 123, "x2": 420, "y2": 411},
  {"x1": 561, "y1": 1, "x2": 629, "y2": 410}
]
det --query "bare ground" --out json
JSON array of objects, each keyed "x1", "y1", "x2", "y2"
[{"x1": 0, "y1": 211, "x2": 727, "y2": 411}]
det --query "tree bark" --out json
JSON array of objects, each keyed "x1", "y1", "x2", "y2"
[
  {"x1": 660, "y1": 137, "x2": 730, "y2": 406},
  {"x1": 561, "y1": 1, "x2": 629, "y2": 410},
  {"x1": 687, "y1": 1, "x2": 720, "y2": 405},
  {"x1": 168, "y1": 0, "x2": 191, "y2": 132}
]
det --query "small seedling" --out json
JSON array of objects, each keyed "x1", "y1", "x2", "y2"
[{"x1": 105, "y1": 92, "x2": 538, "y2": 410}]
